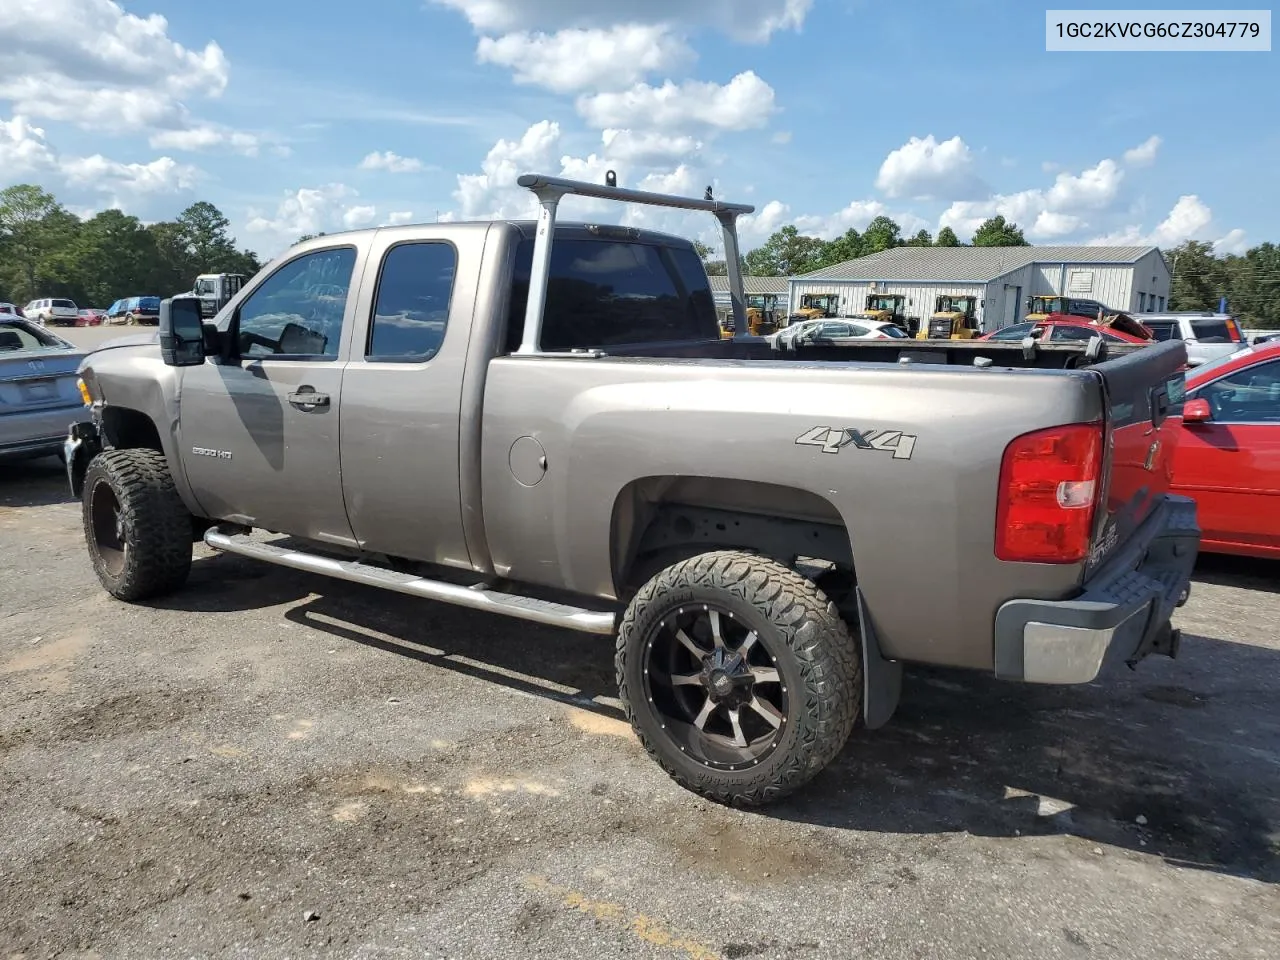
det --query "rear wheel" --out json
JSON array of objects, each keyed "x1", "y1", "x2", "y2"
[
  {"x1": 82, "y1": 449, "x2": 193, "y2": 601},
  {"x1": 616, "y1": 550, "x2": 862, "y2": 806}
]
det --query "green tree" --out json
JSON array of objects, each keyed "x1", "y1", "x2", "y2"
[
  {"x1": 971, "y1": 216, "x2": 1028, "y2": 246},
  {"x1": 0, "y1": 184, "x2": 66, "y2": 302},
  {"x1": 742, "y1": 225, "x2": 827, "y2": 277},
  {"x1": 905, "y1": 229, "x2": 933, "y2": 247},
  {"x1": 862, "y1": 216, "x2": 902, "y2": 254},
  {"x1": 68, "y1": 210, "x2": 161, "y2": 306},
  {"x1": 936, "y1": 226, "x2": 961, "y2": 247},
  {"x1": 813, "y1": 228, "x2": 862, "y2": 268},
  {"x1": 1167, "y1": 241, "x2": 1227, "y2": 311}
]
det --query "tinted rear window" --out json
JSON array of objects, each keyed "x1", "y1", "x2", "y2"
[
  {"x1": 508, "y1": 237, "x2": 718, "y2": 351},
  {"x1": 1190, "y1": 318, "x2": 1232, "y2": 342},
  {"x1": 1144, "y1": 321, "x2": 1177, "y2": 341},
  {"x1": 52, "y1": 299, "x2": 76, "y2": 309},
  {"x1": 139, "y1": 297, "x2": 161, "y2": 310},
  {"x1": 0, "y1": 319, "x2": 71, "y2": 350}
]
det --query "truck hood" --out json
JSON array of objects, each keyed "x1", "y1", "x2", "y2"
[{"x1": 92, "y1": 332, "x2": 160, "y2": 351}]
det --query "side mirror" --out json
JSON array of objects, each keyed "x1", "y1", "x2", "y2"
[
  {"x1": 1183, "y1": 398, "x2": 1212, "y2": 423},
  {"x1": 159, "y1": 295, "x2": 206, "y2": 367}
]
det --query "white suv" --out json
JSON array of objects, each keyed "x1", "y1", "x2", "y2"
[
  {"x1": 1135, "y1": 312, "x2": 1248, "y2": 367},
  {"x1": 23, "y1": 297, "x2": 79, "y2": 326}
]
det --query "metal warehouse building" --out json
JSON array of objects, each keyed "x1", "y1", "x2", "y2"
[
  {"x1": 709, "y1": 275, "x2": 791, "y2": 306},
  {"x1": 789, "y1": 245, "x2": 1171, "y2": 333}
]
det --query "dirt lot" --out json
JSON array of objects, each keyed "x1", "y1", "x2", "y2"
[{"x1": 2, "y1": 454, "x2": 1279, "y2": 960}]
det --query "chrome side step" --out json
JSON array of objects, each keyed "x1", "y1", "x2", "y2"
[{"x1": 203, "y1": 530, "x2": 618, "y2": 635}]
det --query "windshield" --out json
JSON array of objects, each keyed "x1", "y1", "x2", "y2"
[{"x1": 194, "y1": 279, "x2": 216, "y2": 296}]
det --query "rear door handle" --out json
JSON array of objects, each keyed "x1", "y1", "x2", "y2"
[{"x1": 288, "y1": 389, "x2": 330, "y2": 408}]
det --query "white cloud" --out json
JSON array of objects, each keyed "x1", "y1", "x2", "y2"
[
  {"x1": 1, "y1": 112, "x2": 202, "y2": 199},
  {"x1": 577, "y1": 71, "x2": 776, "y2": 134},
  {"x1": 246, "y1": 184, "x2": 378, "y2": 248},
  {"x1": 342, "y1": 205, "x2": 377, "y2": 228},
  {"x1": 738, "y1": 199, "x2": 791, "y2": 245},
  {"x1": 772, "y1": 131, "x2": 792, "y2": 145},
  {"x1": 477, "y1": 24, "x2": 691, "y2": 93},
  {"x1": 940, "y1": 154, "x2": 1128, "y2": 241},
  {"x1": 149, "y1": 125, "x2": 260, "y2": 156},
  {"x1": 432, "y1": 0, "x2": 812, "y2": 43},
  {"x1": 1123, "y1": 135, "x2": 1162, "y2": 167},
  {"x1": 359, "y1": 150, "x2": 425, "y2": 174},
  {"x1": 600, "y1": 128, "x2": 701, "y2": 164},
  {"x1": 454, "y1": 120, "x2": 562, "y2": 220},
  {"x1": 0, "y1": 115, "x2": 57, "y2": 177},
  {"x1": 1046, "y1": 158, "x2": 1124, "y2": 210},
  {"x1": 875, "y1": 135, "x2": 985, "y2": 201},
  {"x1": 0, "y1": 1, "x2": 259, "y2": 150},
  {"x1": 60, "y1": 154, "x2": 201, "y2": 194},
  {"x1": 386, "y1": 211, "x2": 415, "y2": 225},
  {"x1": 1089, "y1": 195, "x2": 1244, "y2": 252},
  {"x1": 1214, "y1": 228, "x2": 1248, "y2": 255}
]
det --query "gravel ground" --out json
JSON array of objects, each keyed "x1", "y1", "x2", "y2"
[{"x1": 1, "y1": 455, "x2": 1278, "y2": 960}]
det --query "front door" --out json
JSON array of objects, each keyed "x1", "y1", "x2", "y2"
[
  {"x1": 1174, "y1": 357, "x2": 1280, "y2": 553},
  {"x1": 178, "y1": 243, "x2": 364, "y2": 546}
]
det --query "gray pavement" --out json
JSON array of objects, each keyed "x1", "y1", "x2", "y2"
[{"x1": 2, "y1": 454, "x2": 1279, "y2": 960}]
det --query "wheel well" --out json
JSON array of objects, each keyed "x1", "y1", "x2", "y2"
[
  {"x1": 101, "y1": 407, "x2": 163, "y2": 452},
  {"x1": 611, "y1": 477, "x2": 855, "y2": 596}
]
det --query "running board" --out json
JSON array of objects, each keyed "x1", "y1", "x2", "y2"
[{"x1": 203, "y1": 530, "x2": 618, "y2": 635}]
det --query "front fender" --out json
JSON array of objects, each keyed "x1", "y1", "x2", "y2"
[{"x1": 65, "y1": 417, "x2": 103, "y2": 499}]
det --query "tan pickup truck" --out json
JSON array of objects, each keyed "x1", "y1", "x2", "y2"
[{"x1": 65, "y1": 173, "x2": 1199, "y2": 805}]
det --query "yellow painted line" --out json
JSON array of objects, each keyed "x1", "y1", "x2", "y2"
[{"x1": 524, "y1": 876, "x2": 721, "y2": 960}]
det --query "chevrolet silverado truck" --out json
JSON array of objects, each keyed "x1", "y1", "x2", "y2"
[{"x1": 64, "y1": 173, "x2": 1200, "y2": 806}]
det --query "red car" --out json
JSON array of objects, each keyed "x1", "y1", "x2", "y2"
[
  {"x1": 981, "y1": 314, "x2": 1153, "y2": 345},
  {"x1": 1173, "y1": 340, "x2": 1280, "y2": 559},
  {"x1": 76, "y1": 308, "x2": 106, "y2": 327}
]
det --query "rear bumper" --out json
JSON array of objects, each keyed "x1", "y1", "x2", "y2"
[
  {"x1": 994, "y1": 495, "x2": 1200, "y2": 684},
  {"x1": 0, "y1": 403, "x2": 89, "y2": 460}
]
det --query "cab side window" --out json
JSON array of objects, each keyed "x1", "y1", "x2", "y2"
[
  {"x1": 1198, "y1": 360, "x2": 1280, "y2": 423},
  {"x1": 237, "y1": 247, "x2": 357, "y2": 359},
  {"x1": 367, "y1": 242, "x2": 457, "y2": 361}
]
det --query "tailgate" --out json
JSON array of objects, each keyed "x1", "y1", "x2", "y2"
[{"x1": 1087, "y1": 339, "x2": 1187, "y2": 572}]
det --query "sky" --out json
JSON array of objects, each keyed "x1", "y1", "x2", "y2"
[{"x1": 2, "y1": 0, "x2": 1277, "y2": 260}]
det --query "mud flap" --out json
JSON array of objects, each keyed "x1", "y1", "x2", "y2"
[
  {"x1": 857, "y1": 587, "x2": 902, "y2": 730},
  {"x1": 65, "y1": 420, "x2": 102, "y2": 499}
]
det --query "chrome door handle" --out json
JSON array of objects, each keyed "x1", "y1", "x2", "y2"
[{"x1": 288, "y1": 390, "x2": 329, "y2": 408}]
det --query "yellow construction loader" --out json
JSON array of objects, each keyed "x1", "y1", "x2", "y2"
[{"x1": 917, "y1": 294, "x2": 980, "y2": 340}]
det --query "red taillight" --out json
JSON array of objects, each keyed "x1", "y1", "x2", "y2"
[
  {"x1": 1225, "y1": 318, "x2": 1243, "y2": 342},
  {"x1": 996, "y1": 423, "x2": 1103, "y2": 564}
]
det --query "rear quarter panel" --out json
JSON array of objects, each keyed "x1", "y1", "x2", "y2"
[{"x1": 481, "y1": 356, "x2": 1104, "y2": 670}]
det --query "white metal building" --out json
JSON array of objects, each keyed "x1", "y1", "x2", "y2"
[
  {"x1": 708, "y1": 275, "x2": 791, "y2": 307},
  {"x1": 789, "y1": 246, "x2": 1171, "y2": 332}
]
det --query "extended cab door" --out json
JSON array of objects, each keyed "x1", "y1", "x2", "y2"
[
  {"x1": 177, "y1": 242, "x2": 365, "y2": 546},
  {"x1": 337, "y1": 231, "x2": 478, "y2": 569},
  {"x1": 1174, "y1": 357, "x2": 1280, "y2": 552}
]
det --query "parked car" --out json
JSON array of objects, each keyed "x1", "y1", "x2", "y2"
[
  {"x1": 23, "y1": 298, "x2": 79, "y2": 326},
  {"x1": 981, "y1": 316, "x2": 1152, "y2": 345},
  {"x1": 773, "y1": 317, "x2": 909, "y2": 346},
  {"x1": 1133, "y1": 312, "x2": 1247, "y2": 367},
  {"x1": 65, "y1": 173, "x2": 1198, "y2": 806},
  {"x1": 1173, "y1": 340, "x2": 1280, "y2": 559},
  {"x1": 0, "y1": 316, "x2": 89, "y2": 462},
  {"x1": 104, "y1": 296, "x2": 161, "y2": 325},
  {"x1": 77, "y1": 308, "x2": 106, "y2": 327},
  {"x1": 0, "y1": 302, "x2": 25, "y2": 318}
]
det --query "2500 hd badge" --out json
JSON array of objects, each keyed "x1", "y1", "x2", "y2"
[{"x1": 191, "y1": 446, "x2": 233, "y2": 460}]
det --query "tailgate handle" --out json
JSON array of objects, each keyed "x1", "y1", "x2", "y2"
[{"x1": 288, "y1": 389, "x2": 330, "y2": 408}]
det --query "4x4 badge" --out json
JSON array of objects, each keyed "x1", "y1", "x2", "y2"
[{"x1": 795, "y1": 426, "x2": 917, "y2": 460}]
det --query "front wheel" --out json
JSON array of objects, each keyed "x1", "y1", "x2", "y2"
[
  {"x1": 82, "y1": 449, "x2": 193, "y2": 601},
  {"x1": 616, "y1": 550, "x2": 862, "y2": 806}
]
